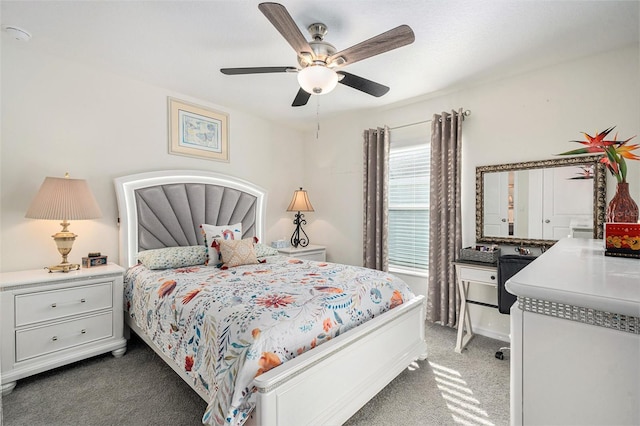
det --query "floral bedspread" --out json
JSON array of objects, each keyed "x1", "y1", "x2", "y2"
[{"x1": 124, "y1": 256, "x2": 415, "y2": 425}]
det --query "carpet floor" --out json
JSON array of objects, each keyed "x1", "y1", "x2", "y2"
[{"x1": 1, "y1": 322, "x2": 509, "y2": 426}]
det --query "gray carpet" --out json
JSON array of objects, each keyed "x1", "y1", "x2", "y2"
[{"x1": 1, "y1": 323, "x2": 509, "y2": 426}]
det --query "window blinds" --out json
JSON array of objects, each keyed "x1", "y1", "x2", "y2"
[{"x1": 388, "y1": 143, "x2": 430, "y2": 271}]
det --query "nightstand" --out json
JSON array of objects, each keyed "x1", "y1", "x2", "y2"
[
  {"x1": 0, "y1": 264, "x2": 127, "y2": 395},
  {"x1": 277, "y1": 244, "x2": 326, "y2": 262}
]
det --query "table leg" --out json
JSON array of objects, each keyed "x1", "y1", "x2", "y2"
[{"x1": 455, "y1": 280, "x2": 474, "y2": 353}]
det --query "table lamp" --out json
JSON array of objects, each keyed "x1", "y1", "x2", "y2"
[
  {"x1": 286, "y1": 187, "x2": 314, "y2": 248},
  {"x1": 25, "y1": 173, "x2": 102, "y2": 272}
]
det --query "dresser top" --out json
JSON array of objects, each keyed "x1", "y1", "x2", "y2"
[
  {"x1": 506, "y1": 238, "x2": 640, "y2": 316},
  {"x1": 0, "y1": 263, "x2": 125, "y2": 290}
]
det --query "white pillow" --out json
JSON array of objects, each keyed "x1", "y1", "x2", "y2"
[
  {"x1": 137, "y1": 246, "x2": 206, "y2": 270},
  {"x1": 254, "y1": 242, "x2": 279, "y2": 258},
  {"x1": 200, "y1": 223, "x2": 243, "y2": 266}
]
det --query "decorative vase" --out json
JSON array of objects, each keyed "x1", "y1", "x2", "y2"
[{"x1": 606, "y1": 182, "x2": 639, "y2": 223}]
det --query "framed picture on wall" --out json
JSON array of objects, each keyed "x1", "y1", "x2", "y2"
[{"x1": 168, "y1": 97, "x2": 229, "y2": 162}]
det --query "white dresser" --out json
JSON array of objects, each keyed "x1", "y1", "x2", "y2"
[
  {"x1": 0, "y1": 264, "x2": 127, "y2": 395},
  {"x1": 507, "y1": 238, "x2": 640, "y2": 425}
]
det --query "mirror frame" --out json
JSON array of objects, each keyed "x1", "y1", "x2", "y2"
[{"x1": 476, "y1": 155, "x2": 606, "y2": 247}]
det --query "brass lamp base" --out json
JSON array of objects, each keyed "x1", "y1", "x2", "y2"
[
  {"x1": 46, "y1": 263, "x2": 80, "y2": 273},
  {"x1": 47, "y1": 221, "x2": 80, "y2": 273}
]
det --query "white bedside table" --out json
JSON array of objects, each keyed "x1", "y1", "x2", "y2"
[
  {"x1": 0, "y1": 264, "x2": 127, "y2": 395},
  {"x1": 277, "y1": 245, "x2": 326, "y2": 262}
]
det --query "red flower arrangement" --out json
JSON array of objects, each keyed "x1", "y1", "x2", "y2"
[{"x1": 558, "y1": 126, "x2": 638, "y2": 183}]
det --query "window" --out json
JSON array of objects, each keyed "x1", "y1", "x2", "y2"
[{"x1": 388, "y1": 126, "x2": 430, "y2": 274}]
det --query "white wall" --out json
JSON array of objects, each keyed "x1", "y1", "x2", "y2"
[
  {"x1": 0, "y1": 43, "x2": 305, "y2": 272},
  {"x1": 304, "y1": 45, "x2": 640, "y2": 340}
]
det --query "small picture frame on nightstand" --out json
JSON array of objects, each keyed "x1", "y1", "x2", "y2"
[{"x1": 82, "y1": 255, "x2": 108, "y2": 268}]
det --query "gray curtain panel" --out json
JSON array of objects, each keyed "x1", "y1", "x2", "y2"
[
  {"x1": 427, "y1": 109, "x2": 464, "y2": 327},
  {"x1": 363, "y1": 126, "x2": 389, "y2": 271}
]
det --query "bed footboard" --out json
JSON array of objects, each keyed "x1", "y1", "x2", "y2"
[{"x1": 249, "y1": 295, "x2": 427, "y2": 426}]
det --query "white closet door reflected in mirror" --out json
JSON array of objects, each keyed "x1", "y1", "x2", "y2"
[
  {"x1": 483, "y1": 165, "x2": 593, "y2": 240},
  {"x1": 483, "y1": 172, "x2": 510, "y2": 236}
]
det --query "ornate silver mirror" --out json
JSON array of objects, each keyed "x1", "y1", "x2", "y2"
[{"x1": 476, "y1": 155, "x2": 606, "y2": 247}]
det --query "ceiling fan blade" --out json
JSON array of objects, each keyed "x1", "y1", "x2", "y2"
[
  {"x1": 337, "y1": 72, "x2": 389, "y2": 97},
  {"x1": 258, "y1": 2, "x2": 314, "y2": 59},
  {"x1": 292, "y1": 88, "x2": 311, "y2": 107},
  {"x1": 220, "y1": 66, "x2": 296, "y2": 75},
  {"x1": 328, "y1": 25, "x2": 415, "y2": 67}
]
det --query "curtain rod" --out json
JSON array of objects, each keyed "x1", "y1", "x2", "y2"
[{"x1": 390, "y1": 109, "x2": 471, "y2": 130}]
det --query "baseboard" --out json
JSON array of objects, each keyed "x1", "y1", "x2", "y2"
[{"x1": 472, "y1": 325, "x2": 510, "y2": 343}]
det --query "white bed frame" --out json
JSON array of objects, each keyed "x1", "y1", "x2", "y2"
[{"x1": 114, "y1": 170, "x2": 427, "y2": 426}]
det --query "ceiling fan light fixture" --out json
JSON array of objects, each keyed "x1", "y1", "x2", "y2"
[
  {"x1": 328, "y1": 56, "x2": 346, "y2": 67},
  {"x1": 298, "y1": 52, "x2": 314, "y2": 66},
  {"x1": 297, "y1": 65, "x2": 338, "y2": 95}
]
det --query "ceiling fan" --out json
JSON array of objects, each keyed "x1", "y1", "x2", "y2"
[{"x1": 220, "y1": 2, "x2": 415, "y2": 107}]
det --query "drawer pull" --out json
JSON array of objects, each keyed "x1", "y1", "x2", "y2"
[
  {"x1": 51, "y1": 298, "x2": 87, "y2": 309},
  {"x1": 490, "y1": 275, "x2": 496, "y2": 280},
  {"x1": 51, "y1": 329, "x2": 87, "y2": 342}
]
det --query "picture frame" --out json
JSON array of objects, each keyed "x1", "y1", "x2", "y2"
[{"x1": 168, "y1": 97, "x2": 229, "y2": 162}]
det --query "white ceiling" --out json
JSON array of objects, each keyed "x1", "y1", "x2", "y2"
[{"x1": 2, "y1": 0, "x2": 639, "y2": 131}]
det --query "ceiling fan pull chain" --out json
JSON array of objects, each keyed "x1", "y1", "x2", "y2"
[{"x1": 316, "y1": 97, "x2": 321, "y2": 140}]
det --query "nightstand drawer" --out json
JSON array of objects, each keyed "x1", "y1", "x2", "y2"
[
  {"x1": 277, "y1": 245, "x2": 326, "y2": 262},
  {"x1": 457, "y1": 267, "x2": 497, "y2": 285},
  {"x1": 15, "y1": 282, "x2": 113, "y2": 326},
  {"x1": 16, "y1": 312, "x2": 113, "y2": 362},
  {"x1": 296, "y1": 251, "x2": 326, "y2": 262}
]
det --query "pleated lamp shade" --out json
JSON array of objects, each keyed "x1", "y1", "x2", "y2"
[
  {"x1": 286, "y1": 188, "x2": 314, "y2": 212},
  {"x1": 25, "y1": 175, "x2": 102, "y2": 220}
]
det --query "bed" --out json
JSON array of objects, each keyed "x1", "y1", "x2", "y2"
[{"x1": 114, "y1": 170, "x2": 427, "y2": 426}]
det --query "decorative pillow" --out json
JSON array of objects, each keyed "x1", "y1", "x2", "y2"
[
  {"x1": 255, "y1": 242, "x2": 279, "y2": 258},
  {"x1": 201, "y1": 223, "x2": 243, "y2": 266},
  {"x1": 137, "y1": 246, "x2": 206, "y2": 270},
  {"x1": 219, "y1": 237, "x2": 259, "y2": 269}
]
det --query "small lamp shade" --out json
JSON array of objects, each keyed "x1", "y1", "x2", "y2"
[
  {"x1": 25, "y1": 174, "x2": 102, "y2": 272},
  {"x1": 287, "y1": 188, "x2": 314, "y2": 212},
  {"x1": 25, "y1": 175, "x2": 102, "y2": 220}
]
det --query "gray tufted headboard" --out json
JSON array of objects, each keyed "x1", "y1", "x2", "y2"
[{"x1": 114, "y1": 170, "x2": 267, "y2": 267}]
